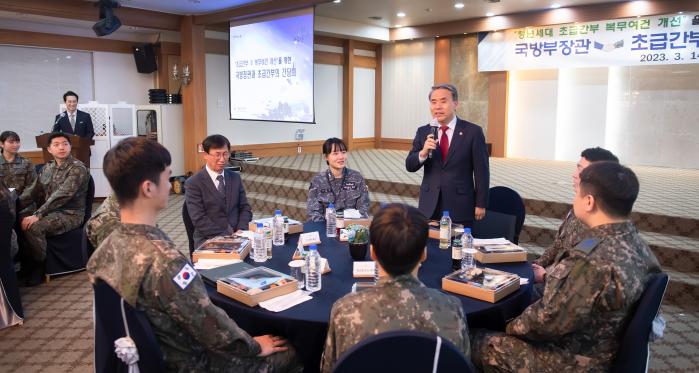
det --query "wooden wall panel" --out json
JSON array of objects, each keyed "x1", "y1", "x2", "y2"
[
  {"x1": 352, "y1": 137, "x2": 376, "y2": 151},
  {"x1": 231, "y1": 140, "x2": 325, "y2": 157},
  {"x1": 434, "y1": 38, "x2": 451, "y2": 85},
  {"x1": 374, "y1": 46, "x2": 382, "y2": 148},
  {"x1": 180, "y1": 16, "x2": 208, "y2": 173},
  {"x1": 0, "y1": 28, "x2": 134, "y2": 53},
  {"x1": 18, "y1": 150, "x2": 44, "y2": 166},
  {"x1": 487, "y1": 72, "x2": 508, "y2": 157},
  {"x1": 342, "y1": 39, "x2": 355, "y2": 149},
  {"x1": 380, "y1": 138, "x2": 412, "y2": 151}
]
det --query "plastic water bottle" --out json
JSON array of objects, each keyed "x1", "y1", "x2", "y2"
[
  {"x1": 326, "y1": 203, "x2": 337, "y2": 238},
  {"x1": 439, "y1": 211, "x2": 452, "y2": 249},
  {"x1": 272, "y1": 209, "x2": 285, "y2": 246},
  {"x1": 305, "y1": 244, "x2": 322, "y2": 292},
  {"x1": 462, "y1": 228, "x2": 476, "y2": 271},
  {"x1": 253, "y1": 223, "x2": 266, "y2": 263},
  {"x1": 263, "y1": 223, "x2": 272, "y2": 259}
]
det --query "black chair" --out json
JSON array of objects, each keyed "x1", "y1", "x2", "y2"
[
  {"x1": 45, "y1": 175, "x2": 95, "y2": 279},
  {"x1": 182, "y1": 202, "x2": 195, "y2": 258},
  {"x1": 93, "y1": 280, "x2": 165, "y2": 373},
  {"x1": 472, "y1": 210, "x2": 517, "y2": 242},
  {"x1": 0, "y1": 198, "x2": 24, "y2": 325},
  {"x1": 332, "y1": 330, "x2": 473, "y2": 373},
  {"x1": 487, "y1": 186, "x2": 525, "y2": 244},
  {"x1": 613, "y1": 272, "x2": 669, "y2": 373}
]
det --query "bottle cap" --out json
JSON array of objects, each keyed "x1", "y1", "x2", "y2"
[
  {"x1": 256, "y1": 222, "x2": 263, "y2": 228},
  {"x1": 464, "y1": 227, "x2": 471, "y2": 234},
  {"x1": 328, "y1": 203, "x2": 334, "y2": 209},
  {"x1": 275, "y1": 209, "x2": 282, "y2": 215},
  {"x1": 442, "y1": 211, "x2": 449, "y2": 217},
  {"x1": 310, "y1": 244, "x2": 318, "y2": 250}
]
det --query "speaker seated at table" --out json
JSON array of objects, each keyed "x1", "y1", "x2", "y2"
[
  {"x1": 333, "y1": 330, "x2": 473, "y2": 373},
  {"x1": 45, "y1": 175, "x2": 95, "y2": 279},
  {"x1": 93, "y1": 280, "x2": 165, "y2": 372}
]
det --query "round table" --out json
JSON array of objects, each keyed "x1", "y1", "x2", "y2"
[{"x1": 207, "y1": 222, "x2": 533, "y2": 372}]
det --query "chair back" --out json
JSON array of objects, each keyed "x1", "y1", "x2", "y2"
[
  {"x1": 93, "y1": 280, "x2": 165, "y2": 373},
  {"x1": 182, "y1": 202, "x2": 195, "y2": 257},
  {"x1": 487, "y1": 186, "x2": 526, "y2": 244},
  {"x1": 472, "y1": 210, "x2": 516, "y2": 242},
  {"x1": 0, "y1": 198, "x2": 24, "y2": 320},
  {"x1": 84, "y1": 175, "x2": 96, "y2": 224},
  {"x1": 332, "y1": 330, "x2": 473, "y2": 373},
  {"x1": 613, "y1": 272, "x2": 668, "y2": 373}
]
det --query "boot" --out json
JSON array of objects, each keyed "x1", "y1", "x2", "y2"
[{"x1": 24, "y1": 259, "x2": 45, "y2": 287}]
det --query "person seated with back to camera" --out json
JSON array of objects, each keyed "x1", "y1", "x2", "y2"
[
  {"x1": 320, "y1": 203, "x2": 471, "y2": 373},
  {"x1": 307, "y1": 137, "x2": 369, "y2": 222},
  {"x1": 471, "y1": 161, "x2": 661, "y2": 372},
  {"x1": 185, "y1": 134, "x2": 252, "y2": 248},
  {"x1": 87, "y1": 137, "x2": 302, "y2": 372}
]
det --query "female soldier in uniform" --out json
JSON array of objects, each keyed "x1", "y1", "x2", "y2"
[
  {"x1": 0, "y1": 131, "x2": 36, "y2": 197},
  {"x1": 307, "y1": 138, "x2": 370, "y2": 222}
]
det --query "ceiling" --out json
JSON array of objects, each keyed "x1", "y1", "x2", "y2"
[
  {"x1": 314, "y1": 0, "x2": 630, "y2": 28},
  {"x1": 116, "y1": 0, "x2": 262, "y2": 15},
  {"x1": 108, "y1": 0, "x2": 631, "y2": 26}
]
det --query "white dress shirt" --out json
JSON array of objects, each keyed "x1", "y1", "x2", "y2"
[
  {"x1": 419, "y1": 115, "x2": 457, "y2": 163},
  {"x1": 205, "y1": 165, "x2": 225, "y2": 189}
]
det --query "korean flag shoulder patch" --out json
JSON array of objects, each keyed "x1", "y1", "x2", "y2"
[{"x1": 173, "y1": 263, "x2": 197, "y2": 290}]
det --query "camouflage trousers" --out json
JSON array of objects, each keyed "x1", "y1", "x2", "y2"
[
  {"x1": 471, "y1": 329, "x2": 603, "y2": 373},
  {"x1": 174, "y1": 344, "x2": 303, "y2": 373},
  {"x1": 23, "y1": 212, "x2": 83, "y2": 261}
]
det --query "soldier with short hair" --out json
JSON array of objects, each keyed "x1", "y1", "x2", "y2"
[
  {"x1": 307, "y1": 137, "x2": 370, "y2": 222},
  {"x1": 471, "y1": 161, "x2": 661, "y2": 372},
  {"x1": 85, "y1": 193, "x2": 120, "y2": 248},
  {"x1": 87, "y1": 137, "x2": 301, "y2": 373},
  {"x1": 320, "y1": 203, "x2": 470, "y2": 373},
  {"x1": 20, "y1": 132, "x2": 89, "y2": 286}
]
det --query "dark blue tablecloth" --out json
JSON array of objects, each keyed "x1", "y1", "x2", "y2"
[{"x1": 207, "y1": 222, "x2": 533, "y2": 372}]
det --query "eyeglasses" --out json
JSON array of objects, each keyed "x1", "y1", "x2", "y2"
[{"x1": 207, "y1": 151, "x2": 230, "y2": 160}]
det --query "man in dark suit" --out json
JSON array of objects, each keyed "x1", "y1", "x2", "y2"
[
  {"x1": 406, "y1": 83, "x2": 490, "y2": 227},
  {"x1": 185, "y1": 134, "x2": 252, "y2": 247},
  {"x1": 52, "y1": 91, "x2": 95, "y2": 140}
]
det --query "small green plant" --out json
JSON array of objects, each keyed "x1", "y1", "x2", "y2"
[{"x1": 347, "y1": 224, "x2": 369, "y2": 244}]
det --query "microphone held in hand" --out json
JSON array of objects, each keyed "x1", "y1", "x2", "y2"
[{"x1": 428, "y1": 125, "x2": 439, "y2": 159}]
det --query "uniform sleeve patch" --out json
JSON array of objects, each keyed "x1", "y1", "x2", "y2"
[
  {"x1": 573, "y1": 238, "x2": 600, "y2": 255},
  {"x1": 173, "y1": 264, "x2": 197, "y2": 290}
]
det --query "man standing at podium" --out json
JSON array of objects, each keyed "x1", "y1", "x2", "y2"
[
  {"x1": 52, "y1": 91, "x2": 95, "y2": 140},
  {"x1": 406, "y1": 84, "x2": 489, "y2": 227}
]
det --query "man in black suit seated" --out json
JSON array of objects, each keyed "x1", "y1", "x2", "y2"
[
  {"x1": 52, "y1": 91, "x2": 95, "y2": 140},
  {"x1": 185, "y1": 134, "x2": 252, "y2": 247}
]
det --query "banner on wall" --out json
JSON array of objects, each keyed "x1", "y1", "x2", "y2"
[{"x1": 478, "y1": 12, "x2": 699, "y2": 71}]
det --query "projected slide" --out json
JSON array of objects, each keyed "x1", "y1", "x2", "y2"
[{"x1": 229, "y1": 9, "x2": 314, "y2": 122}]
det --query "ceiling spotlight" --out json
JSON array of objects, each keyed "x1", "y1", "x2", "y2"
[
  {"x1": 397, "y1": 12, "x2": 406, "y2": 17},
  {"x1": 678, "y1": 11, "x2": 683, "y2": 14},
  {"x1": 550, "y1": 3, "x2": 561, "y2": 9},
  {"x1": 333, "y1": 0, "x2": 341, "y2": 3},
  {"x1": 395, "y1": 24, "x2": 403, "y2": 28},
  {"x1": 486, "y1": 12, "x2": 495, "y2": 17},
  {"x1": 454, "y1": 3, "x2": 465, "y2": 8},
  {"x1": 436, "y1": 35, "x2": 440, "y2": 38}
]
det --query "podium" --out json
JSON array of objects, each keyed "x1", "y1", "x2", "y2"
[{"x1": 35, "y1": 134, "x2": 94, "y2": 168}]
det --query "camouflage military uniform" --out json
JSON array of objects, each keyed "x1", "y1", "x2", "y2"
[
  {"x1": 86, "y1": 193, "x2": 120, "y2": 248},
  {"x1": 20, "y1": 155, "x2": 88, "y2": 260},
  {"x1": 534, "y1": 209, "x2": 587, "y2": 268},
  {"x1": 321, "y1": 274, "x2": 470, "y2": 373},
  {"x1": 307, "y1": 168, "x2": 370, "y2": 222},
  {"x1": 472, "y1": 221, "x2": 661, "y2": 372},
  {"x1": 87, "y1": 223, "x2": 302, "y2": 373},
  {"x1": 0, "y1": 154, "x2": 36, "y2": 209}
]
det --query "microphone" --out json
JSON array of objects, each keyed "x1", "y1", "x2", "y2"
[
  {"x1": 54, "y1": 112, "x2": 66, "y2": 126},
  {"x1": 428, "y1": 120, "x2": 439, "y2": 159}
]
